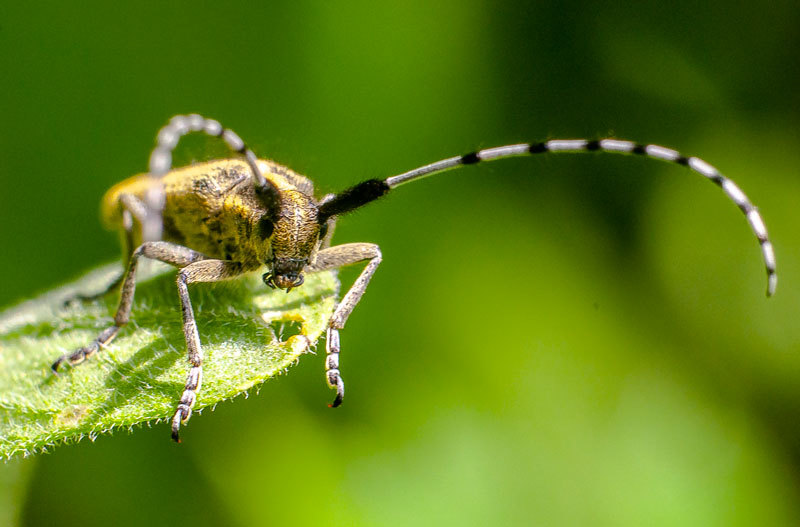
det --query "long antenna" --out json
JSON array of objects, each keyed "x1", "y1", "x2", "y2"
[
  {"x1": 143, "y1": 114, "x2": 277, "y2": 241},
  {"x1": 321, "y1": 139, "x2": 776, "y2": 296}
]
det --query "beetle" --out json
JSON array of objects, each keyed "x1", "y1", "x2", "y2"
[{"x1": 50, "y1": 114, "x2": 777, "y2": 442}]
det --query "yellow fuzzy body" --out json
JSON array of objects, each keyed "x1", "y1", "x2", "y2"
[{"x1": 101, "y1": 158, "x2": 319, "y2": 270}]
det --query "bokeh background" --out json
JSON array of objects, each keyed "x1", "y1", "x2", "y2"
[{"x1": 1, "y1": 1, "x2": 799, "y2": 525}]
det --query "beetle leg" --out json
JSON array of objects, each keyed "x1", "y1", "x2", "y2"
[
  {"x1": 307, "y1": 243, "x2": 382, "y2": 407},
  {"x1": 66, "y1": 193, "x2": 152, "y2": 305},
  {"x1": 320, "y1": 217, "x2": 337, "y2": 250},
  {"x1": 52, "y1": 241, "x2": 207, "y2": 371},
  {"x1": 171, "y1": 259, "x2": 243, "y2": 442},
  {"x1": 118, "y1": 193, "x2": 151, "y2": 254}
]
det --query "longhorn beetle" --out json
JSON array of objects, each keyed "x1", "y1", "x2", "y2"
[{"x1": 51, "y1": 114, "x2": 777, "y2": 442}]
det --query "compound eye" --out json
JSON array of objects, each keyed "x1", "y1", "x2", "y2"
[
  {"x1": 318, "y1": 222, "x2": 329, "y2": 241},
  {"x1": 258, "y1": 216, "x2": 274, "y2": 240},
  {"x1": 262, "y1": 272, "x2": 276, "y2": 289}
]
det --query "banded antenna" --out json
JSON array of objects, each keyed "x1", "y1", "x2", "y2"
[
  {"x1": 319, "y1": 139, "x2": 776, "y2": 296},
  {"x1": 143, "y1": 114, "x2": 278, "y2": 241}
]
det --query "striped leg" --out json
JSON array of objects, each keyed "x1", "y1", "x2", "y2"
[
  {"x1": 171, "y1": 259, "x2": 244, "y2": 442},
  {"x1": 52, "y1": 241, "x2": 208, "y2": 372},
  {"x1": 307, "y1": 243, "x2": 382, "y2": 407}
]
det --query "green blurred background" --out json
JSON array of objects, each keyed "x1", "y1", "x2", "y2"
[{"x1": 1, "y1": 1, "x2": 799, "y2": 525}]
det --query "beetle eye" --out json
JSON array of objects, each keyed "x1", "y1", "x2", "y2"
[{"x1": 257, "y1": 216, "x2": 274, "y2": 240}]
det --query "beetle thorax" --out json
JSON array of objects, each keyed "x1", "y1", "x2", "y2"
[{"x1": 267, "y1": 190, "x2": 320, "y2": 290}]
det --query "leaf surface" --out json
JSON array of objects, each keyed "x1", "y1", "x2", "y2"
[{"x1": 0, "y1": 263, "x2": 338, "y2": 459}]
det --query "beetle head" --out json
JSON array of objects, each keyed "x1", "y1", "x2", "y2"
[
  {"x1": 263, "y1": 257, "x2": 306, "y2": 291},
  {"x1": 261, "y1": 190, "x2": 320, "y2": 292}
]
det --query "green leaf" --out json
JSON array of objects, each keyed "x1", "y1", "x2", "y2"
[{"x1": 0, "y1": 262, "x2": 338, "y2": 459}]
